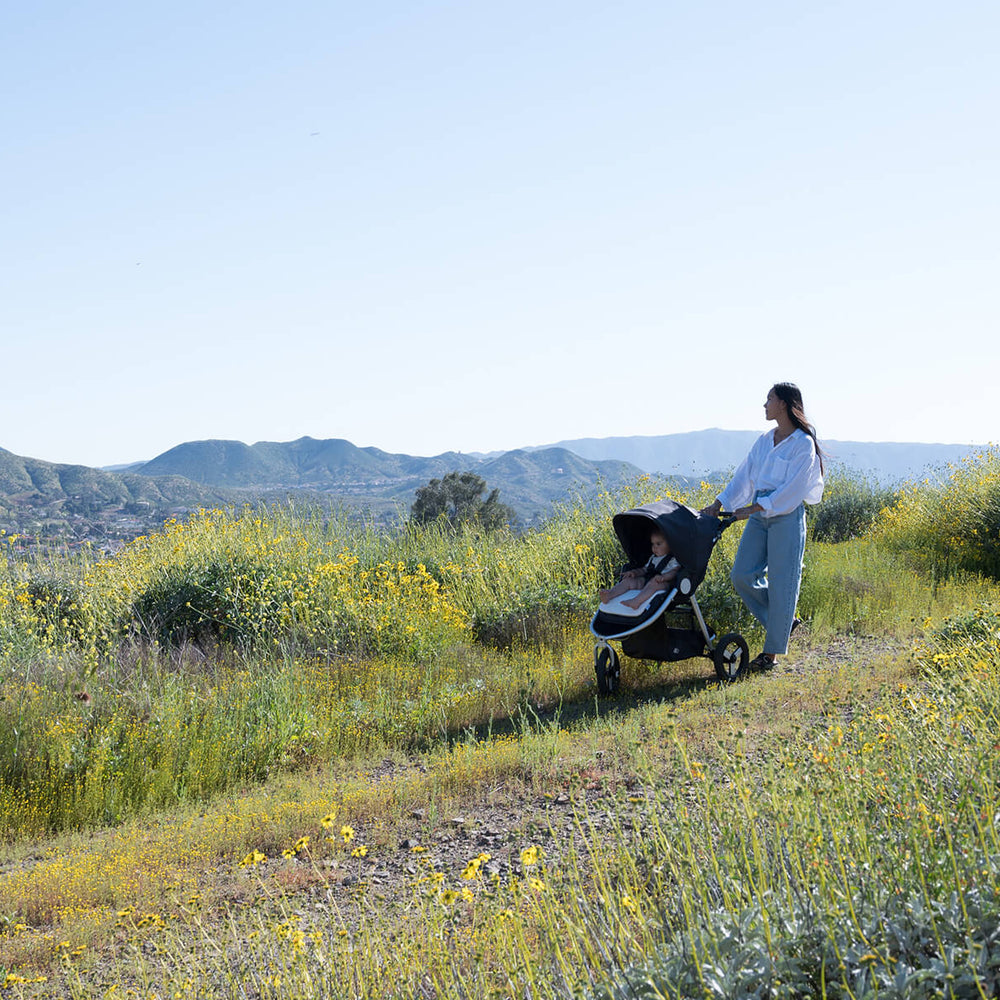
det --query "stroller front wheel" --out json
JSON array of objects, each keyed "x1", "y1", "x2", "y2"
[
  {"x1": 595, "y1": 644, "x2": 620, "y2": 695},
  {"x1": 713, "y1": 632, "x2": 749, "y2": 682}
]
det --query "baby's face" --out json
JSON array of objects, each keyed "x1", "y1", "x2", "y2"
[{"x1": 650, "y1": 533, "x2": 670, "y2": 557}]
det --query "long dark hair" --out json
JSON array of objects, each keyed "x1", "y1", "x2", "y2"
[{"x1": 772, "y1": 382, "x2": 825, "y2": 472}]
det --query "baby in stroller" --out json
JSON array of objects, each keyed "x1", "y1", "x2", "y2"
[
  {"x1": 591, "y1": 499, "x2": 750, "y2": 693},
  {"x1": 599, "y1": 527, "x2": 681, "y2": 610}
]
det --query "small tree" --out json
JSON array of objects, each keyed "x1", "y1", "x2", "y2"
[{"x1": 411, "y1": 471, "x2": 514, "y2": 531}]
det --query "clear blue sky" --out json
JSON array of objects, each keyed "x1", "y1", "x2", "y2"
[{"x1": 2, "y1": 1, "x2": 997, "y2": 467}]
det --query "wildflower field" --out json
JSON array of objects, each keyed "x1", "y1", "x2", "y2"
[{"x1": 2, "y1": 454, "x2": 1000, "y2": 998}]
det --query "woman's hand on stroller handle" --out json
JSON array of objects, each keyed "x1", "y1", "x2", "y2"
[{"x1": 700, "y1": 498, "x2": 760, "y2": 523}]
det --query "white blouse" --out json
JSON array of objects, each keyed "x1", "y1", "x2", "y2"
[{"x1": 717, "y1": 428, "x2": 824, "y2": 518}]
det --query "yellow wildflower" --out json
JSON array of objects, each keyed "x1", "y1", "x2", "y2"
[{"x1": 520, "y1": 845, "x2": 541, "y2": 867}]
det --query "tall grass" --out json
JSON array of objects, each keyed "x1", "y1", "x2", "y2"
[
  {"x1": 874, "y1": 446, "x2": 1000, "y2": 579},
  {"x1": 3, "y1": 464, "x2": 997, "y2": 840},
  {"x1": 22, "y1": 610, "x2": 1000, "y2": 998},
  {"x1": 5, "y1": 458, "x2": 1000, "y2": 995},
  {"x1": 0, "y1": 477, "x2": 695, "y2": 838}
]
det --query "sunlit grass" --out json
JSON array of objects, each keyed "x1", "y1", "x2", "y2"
[
  {"x1": 4, "y1": 461, "x2": 1000, "y2": 994},
  {"x1": 8, "y1": 626, "x2": 997, "y2": 997},
  {"x1": 0, "y1": 476, "x2": 698, "y2": 838},
  {"x1": 874, "y1": 445, "x2": 1000, "y2": 579}
]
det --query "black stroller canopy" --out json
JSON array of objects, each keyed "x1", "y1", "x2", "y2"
[{"x1": 612, "y1": 500, "x2": 722, "y2": 591}]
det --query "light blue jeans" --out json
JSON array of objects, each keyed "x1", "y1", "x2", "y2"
[{"x1": 730, "y1": 498, "x2": 806, "y2": 655}]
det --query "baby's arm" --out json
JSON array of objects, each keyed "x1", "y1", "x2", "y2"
[{"x1": 618, "y1": 567, "x2": 645, "y2": 584}]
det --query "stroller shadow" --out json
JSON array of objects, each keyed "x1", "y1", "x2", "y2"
[
  {"x1": 457, "y1": 659, "x2": 721, "y2": 746},
  {"x1": 561, "y1": 662, "x2": 721, "y2": 726}
]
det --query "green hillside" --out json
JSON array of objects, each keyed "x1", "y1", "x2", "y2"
[
  {"x1": 0, "y1": 440, "x2": 648, "y2": 544},
  {"x1": 131, "y1": 437, "x2": 646, "y2": 524},
  {"x1": 137, "y1": 436, "x2": 506, "y2": 488},
  {"x1": 0, "y1": 449, "x2": 236, "y2": 546}
]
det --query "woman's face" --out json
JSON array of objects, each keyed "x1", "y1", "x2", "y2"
[{"x1": 764, "y1": 388, "x2": 786, "y2": 422}]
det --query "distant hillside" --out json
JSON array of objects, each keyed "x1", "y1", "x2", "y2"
[
  {"x1": 101, "y1": 461, "x2": 147, "y2": 473},
  {"x1": 0, "y1": 447, "x2": 231, "y2": 509},
  {"x1": 137, "y1": 436, "x2": 476, "y2": 488},
  {"x1": 133, "y1": 437, "x2": 643, "y2": 524},
  {"x1": 537, "y1": 430, "x2": 982, "y2": 483},
  {"x1": 0, "y1": 438, "x2": 646, "y2": 546},
  {"x1": 11, "y1": 427, "x2": 973, "y2": 549},
  {"x1": 476, "y1": 448, "x2": 641, "y2": 513},
  {"x1": 820, "y1": 440, "x2": 981, "y2": 482},
  {"x1": 0, "y1": 447, "x2": 239, "y2": 548}
]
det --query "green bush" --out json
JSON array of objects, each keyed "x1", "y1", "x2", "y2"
[
  {"x1": 808, "y1": 469, "x2": 897, "y2": 543},
  {"x1": 128, "y1": 557, "x2": 284, "y2": 647},
  {"x1": 874, "y1": 448, "x2": 1000, "y2": 579},
  {"x1": 471, "y1": 582, "x2": 591, "y2": 649},
  {"x1": 929, "y1": 602, "x2": 1000, "y2": 646},
  {"x1": 593, "y1": 875, "x2": 1000, "y2": 999}
]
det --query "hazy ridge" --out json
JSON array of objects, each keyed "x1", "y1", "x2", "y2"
[{"x1": 538, "y1": 429, "x2": 981, "y2": 483}]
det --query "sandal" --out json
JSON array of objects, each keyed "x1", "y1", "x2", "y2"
[{"x1": 749, "y1": 653, "x2": 777, "y2": 670}]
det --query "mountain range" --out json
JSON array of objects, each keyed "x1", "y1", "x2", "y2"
[
  {"x1": 129, "y1": 437, "x2": 642, "y2": 511},
  {"x1": 130, "y1": 430, "x2": 982, "y2": 490},
  {"x1": 0, "y1": 430, "x2": 984, "y2": 548},
  {"x1": 0, "y1": 440, "x2": 642, "y2": 547}
]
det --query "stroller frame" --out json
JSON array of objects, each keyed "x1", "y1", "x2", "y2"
[{"x1": 590, "y1": 500, "x2": 749, "y2": 692}]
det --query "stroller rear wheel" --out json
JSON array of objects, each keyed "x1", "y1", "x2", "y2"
[
  {"x1": 595, "y1": 644, "x2": 620, "y2": 695},
  {"x1": 713, "y1": 632, "x2": 749, "y2": 682}
]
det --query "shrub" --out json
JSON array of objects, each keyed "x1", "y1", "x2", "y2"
[
  {"x1": 874, "y1": 448, "x2": 1000, "y2": 579},
  {"x1": 128, "y1": 556, "x2": 285, "y2": 647},
  {"x1": 808, "y1": 469, "x2": 897, "y2": 543},
  {"x1": 0, "y1": 573, "x2": 99, "y2": 661},
  {"x1": 592, "y1": 877, "x2": 1000, "y2": 1000},
  {"x1": 930, "y1": 602, "x2": 1000, "y2": 642},
  {"x1": 471, "y1": 582, "x2": 591, "y2": 649}
]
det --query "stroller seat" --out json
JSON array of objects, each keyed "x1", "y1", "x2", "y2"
[{"x1": 592, "y1": 585, "x2": 679, "y2": 638}]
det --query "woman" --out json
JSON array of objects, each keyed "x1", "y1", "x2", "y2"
[{"x1": 700, "y1": 383, "x2": 824, "y2": 669}]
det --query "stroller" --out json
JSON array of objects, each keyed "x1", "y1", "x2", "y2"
[{"x1": 590, "y1": 500, "x2": 748, "y2": 693}]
